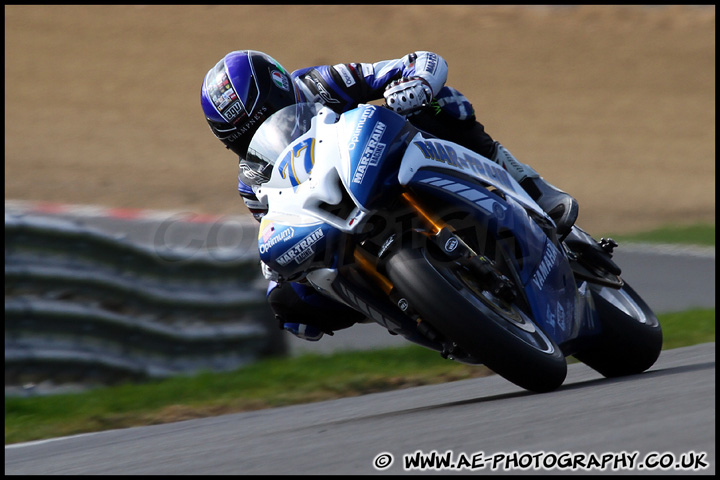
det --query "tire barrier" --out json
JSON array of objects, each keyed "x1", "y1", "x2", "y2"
[{"x1": 4, "y1": 212, "x2": 285, "y2": 391}]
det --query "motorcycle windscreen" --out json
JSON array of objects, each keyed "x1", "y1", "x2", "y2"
[{"x1": 245, "y1": 102, "x2": 320, "y2": 187}]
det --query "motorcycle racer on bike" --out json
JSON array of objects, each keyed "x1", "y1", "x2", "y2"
[{"x1": 200, "y1": 50, "x2": 579, "y2": 341}]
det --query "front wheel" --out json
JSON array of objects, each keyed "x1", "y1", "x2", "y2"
[
  {"x1": 385, "y1": 247, "x2": 567, "y2": 393},
  {"x1": 573, "y1": 282, "x2": 662, "y2": 377}
]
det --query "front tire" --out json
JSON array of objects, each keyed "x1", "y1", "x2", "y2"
[
  {"x1": 573, "y1": 282, "x2": 662, "y2": 377},
  {"x1": 385, "y1": 247, "x2": 567, "y2": 393}
]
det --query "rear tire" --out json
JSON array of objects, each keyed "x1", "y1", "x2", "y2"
[{"x1": 385, "y1": 247, "x2": 567, "y2": 393}]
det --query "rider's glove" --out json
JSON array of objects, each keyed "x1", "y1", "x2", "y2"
[
  {"x1": 383, "y1": 76, "x2": 433, "y2": 116},
  {"x1": 261, "y1": 261, "x2": 283, "y2": 282}
]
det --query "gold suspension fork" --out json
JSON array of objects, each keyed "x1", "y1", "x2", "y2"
[
  {"x1": 401, "y1": 190, "x2": 517, "y2": 303},
  {"x1": 354, "y1": 245, "x2": 442, "y2": 343},
  {"x1": 401, "y1": 192, "x2": 445, "y2": 235},
  {"x1": 353, "y1": 248, "x2": 393, "y2": 295},
  {"x1": 350, "y1": 190, "x2": 449, "y2": 293},
  {"x1": 401, "y1": 191, "x2": 479, "y2": 258},
  {"x1": 348, "y1": 192, "x2": 439, "y2": 320},
  {"x1": 351, "y1": 190, "x2": 449, "y2": 295}
]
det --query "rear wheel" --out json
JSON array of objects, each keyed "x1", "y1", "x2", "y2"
[{"x1": 385, "y1": 247, "x2": 567, "y2": 393}]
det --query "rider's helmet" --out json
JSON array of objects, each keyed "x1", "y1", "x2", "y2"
[{"x1": 201, "y1": 50, "x2": 297, "y2": 164}]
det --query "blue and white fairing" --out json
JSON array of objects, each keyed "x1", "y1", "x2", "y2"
[
  {"x1": 339, "y1": 105, "x2": 412, "y2": 207},
  {"x1": 252, "y1": 103, "x2": 411, "y2": 280},
  {"x1": 397, "y1": 133, "x2": 595, "y2": 344},
  {"x1": 251, "y1": 102, "x2": 595, "y2": 344}
]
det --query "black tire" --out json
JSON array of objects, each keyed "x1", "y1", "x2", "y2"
[
  {"x1": 573, "y1": 282, "x2": 662, "y2": 377},
  {"x1": 385, "y1": 247, "x2": 567, "y2": 393}
]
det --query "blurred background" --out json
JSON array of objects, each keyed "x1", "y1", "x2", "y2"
[{"x1": 5, "y1": 5, "x2": 715, "y2": 235}]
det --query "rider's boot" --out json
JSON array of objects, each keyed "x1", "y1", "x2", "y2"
[
  {"x1": 491, "y1": 142, "x2": 578, "y2": 236},
  {"x1": 281, "y1": 322, "x2": 325, "y2": 341},
  {"x1": 267, "y1": 281, "x2": 365, "y2": 342}
]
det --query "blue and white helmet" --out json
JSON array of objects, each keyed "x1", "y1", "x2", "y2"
[{"x1": 201, "y1": 50, "x2": 298, "y2": 160}]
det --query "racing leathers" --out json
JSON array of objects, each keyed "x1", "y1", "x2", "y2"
[{"x1": 239, "y1": 51, "x2": 578, "y2": 341}]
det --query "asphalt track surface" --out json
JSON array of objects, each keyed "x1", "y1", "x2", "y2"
[{"x1": 5, "y1": 343, "x2": 715, "y2": 475}]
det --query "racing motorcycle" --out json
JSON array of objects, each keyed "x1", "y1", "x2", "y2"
[{"x1": 249, "y1": 102, "x2": 662, "y2": 393}]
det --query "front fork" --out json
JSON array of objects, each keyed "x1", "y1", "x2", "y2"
[
  {"x1": 351, "y1": 191, "x2": 518, "y2": 352},
  {"x1": 399, "y1": 192, "x2": 517, "y2": 303}
]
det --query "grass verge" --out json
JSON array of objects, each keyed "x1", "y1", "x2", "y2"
[
  {"x1": 610, "y1": 223, "x2": 715, "y2": 247},
  {"x1": 4, "y1": 308, "x2": 715, "y2": 445}
]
